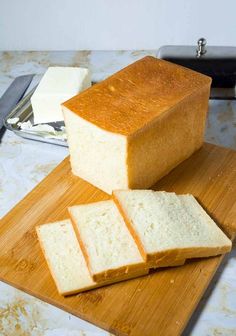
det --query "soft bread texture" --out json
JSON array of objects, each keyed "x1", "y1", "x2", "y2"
[
  {"x1": 36, "y1": 219, "x2": 94, "y2": 295},
  {"x1": 68, "y1": 200, "x2": 146, "y2": 282},
  {"x1": 36, "y1": 220, "x2": 148, "y2": 296},
  {"x1": 113, "y1": 190, "x2": 232, "y2": 268},
  {"x1": 63, "y1": 110, "x2": 128, "y2": 193},
  {"x1": 62, "y1": 56, "x2": 211, "y2": 194}
]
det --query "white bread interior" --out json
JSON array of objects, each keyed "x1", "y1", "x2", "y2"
[
  {"x1": 63, "y1": 108, "x2": 128, "y2": 194},
  {"x1": 36, "y1": 219, "x2": 148, "y2": 296},
  {"x1": 68, "y1": 200, "x2": 146, "y2": 282},
  {"x1": 113, "y1": 190, "x2": 232, "y2": 267}
]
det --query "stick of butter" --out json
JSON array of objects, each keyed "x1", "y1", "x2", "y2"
[{"x1": 31, "y1": 67, "x2": 91, "y2": 124}]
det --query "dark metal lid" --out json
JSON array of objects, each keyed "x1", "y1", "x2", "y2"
[{"x1": 157, "y1": 38, "x2": 236, "y2": 92}]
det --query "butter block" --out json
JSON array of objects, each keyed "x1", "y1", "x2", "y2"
[
  {"x1": 31, "y1": 67, "x2": 91, "y2": 124},
  {"x1": 62, "y1": 56, "x2": 211, "y2": 194}
]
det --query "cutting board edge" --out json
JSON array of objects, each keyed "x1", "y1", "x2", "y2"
[{"x1": 0, "y1": 254, "x2": 226, "y2": 336}]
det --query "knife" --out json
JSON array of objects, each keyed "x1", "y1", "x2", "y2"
[{"x1": 0, "y1": 74, "x2": 34, "y2": 130}]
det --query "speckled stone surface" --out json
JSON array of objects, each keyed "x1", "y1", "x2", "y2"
[{"x1": 0, "y1": 51, "x2": 235, "y2": 336}]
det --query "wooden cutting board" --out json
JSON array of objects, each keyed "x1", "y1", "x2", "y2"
[{"x1": 0, "y1": 143, "x2": 236, "y2": 336}]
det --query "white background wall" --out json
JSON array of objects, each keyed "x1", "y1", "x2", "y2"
[{"x1": 1, "y1": 0, "x2": 236, "y2": 50}]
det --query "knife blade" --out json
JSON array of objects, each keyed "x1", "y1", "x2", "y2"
[{"x1": 0, "y1": 74, "x2": 34, "y2": 129}]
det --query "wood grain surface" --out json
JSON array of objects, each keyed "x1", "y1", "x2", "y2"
[{"x1": 0, "y1": 143, "x2": 236, "y2": 336}]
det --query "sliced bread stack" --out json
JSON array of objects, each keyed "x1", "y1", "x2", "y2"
[
  {"x1": 36, "y1": 190, "x2": 232, "y2": 296},
  {"x1": 113, "y1": 190, "x2": 231, "y2": 268},
  {"x1": 68, "y1": 200, "x2": 146, "y2": 282},
  {"x1": 36, "y1": 219, "x2": 148, "y2": 296}
]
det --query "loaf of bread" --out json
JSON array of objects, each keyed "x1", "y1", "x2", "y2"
[
  {"x1": 62, "y1": 56, "x2": 211, "y2": 194},
  {"x1": 36, "y1": 219, "x2": 148, "y2": 296},
  {"x1": 68, "y1": 200, "x2": 146, "y2": 282},
  {"x1": 113, "y1": 190, "x2": 232, "y2": 268}
]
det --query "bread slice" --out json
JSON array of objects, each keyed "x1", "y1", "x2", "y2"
[
  {"x1": 113, "y1": 190, "x2": 232, "y2": 268},
  {"x1": 68, "y1": 200, "x2": 147, "y2": 282},
  {"x1": 36, "y1": 219, "x2": 148, "y2": 296}
]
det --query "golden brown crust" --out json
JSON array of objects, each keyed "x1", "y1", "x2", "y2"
[
  {"x1": 126, "y1": 86, "x2": 210, "y2": 189},
  {"x1": 63, "y1": 268, "x2": 149, "y2": 296},
  {"x1": 146, "y1": 245, "x2": 231, "y2": 268},
  {"x1": 92, "y1": 262, "x2": 148, "y2": 283},
  {"x1": 62, "y1": 56, "x2": 212, "y2": 136}
]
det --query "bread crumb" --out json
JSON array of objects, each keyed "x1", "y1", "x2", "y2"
[
  {"x1": 109, "y1": 85, "x2": 115, "y2": 92},
  {"x1": 175, "y1": 320, "x2": 180, "y2": 325},
  {"x1": 170, "y1": 279, "x2": 174, "y2": 284}
]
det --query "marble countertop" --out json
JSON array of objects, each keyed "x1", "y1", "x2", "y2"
[{"x1": 0, "y1": 51, "x2": 235, "y2": 336}]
